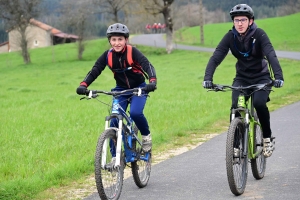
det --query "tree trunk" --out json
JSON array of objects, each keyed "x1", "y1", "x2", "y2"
[
  {"x1": 78, "y1": 39, "x2": 84, "y2": 60},
  {"x1": 162, "y1": 1, "x2": 173, "y2": 54},
  {"x1": 199, "y1": 0, "x2": 204, "y2": 45},
  {"x1": 19, "y1": 24, "x2": 31, "y2": 64}
]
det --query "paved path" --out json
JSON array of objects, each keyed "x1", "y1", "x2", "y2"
[
  {"x1": 130, "y1": 34, "x2": 300, "y2": 60},
  {"x1": 84, "y1": 102, "x2": 300, "y2": 200}
]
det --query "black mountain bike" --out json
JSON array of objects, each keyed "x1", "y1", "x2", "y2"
[{"x1": 209, "y1": 81, "x2": 273, "y2": 195}]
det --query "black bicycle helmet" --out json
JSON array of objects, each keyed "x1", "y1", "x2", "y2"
[
  {"x1": 230, "y1": 4, "x2": 254, "y2": 20},
  {"x1": 106, "y1": 23, "x2": 129, "y2": 38}
]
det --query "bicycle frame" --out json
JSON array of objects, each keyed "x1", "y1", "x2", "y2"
[
  {"x1": 102, "y1": 96, "x2": 150, "y2": 168},
  {"x1": 230, "y1": 93, "x2": 262, "y2": 160}
]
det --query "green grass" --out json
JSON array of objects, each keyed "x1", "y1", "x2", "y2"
[
  {"x1": 1, "y1": 15, "x2": 300, "y2": 200},
  {"x1": 175, "y1": 12, "x2": 300, "y2": 51}
]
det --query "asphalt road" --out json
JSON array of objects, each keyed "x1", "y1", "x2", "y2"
[
  {"x1": 84, "y1": 101, "x2": 300, "y2": 200},
  {"x1": 83, "y1": 34, "x2": 300, "y2": 200}
]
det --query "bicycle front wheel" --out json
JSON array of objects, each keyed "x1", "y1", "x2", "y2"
[
  {"x1": 131, "y1": 125, "x2": 151, "y2": 188},
  {"x1": 94, "y1": 129, "x2": 124, "y2": 200},
  {"x1": 226, "y1": 117, "x2": 248, "y2": 196},
  {"x1": 250, "y1": 112, "x2": 266, "y2": 179}
]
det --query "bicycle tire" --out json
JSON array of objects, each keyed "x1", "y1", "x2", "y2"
[
  {"x1": 250, "y1": 112, "x2": 266, "y2": 179},
  {"x1": 131, "y1": 125, "x2": 151, "y2": 188},
  {"x1": 226, "y1": 117, "x2": 248, "y2": 196},
  {"x1": 95, "y1": 129, "x2": 124, "y2": 200}
]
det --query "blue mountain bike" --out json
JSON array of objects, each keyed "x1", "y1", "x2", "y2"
[{"x1": 81, "y1": 87, "x2": 152, "y2": 200}]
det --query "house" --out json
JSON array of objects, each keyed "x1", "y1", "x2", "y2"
[{"x1": 7, "y1": 18, "x2": 79, "y2": 52}]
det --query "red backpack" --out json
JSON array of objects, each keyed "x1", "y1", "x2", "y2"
[{"x1": 106, "y1": 45, "x2": 149, "y2": 79}]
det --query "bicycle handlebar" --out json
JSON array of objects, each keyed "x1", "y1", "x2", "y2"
[
  {"x1": 82, "y1": 87, "x2": 147, "y2": 99},
  {"x1": 210, "y1": 80, "x2": 274, "y2": 92}
]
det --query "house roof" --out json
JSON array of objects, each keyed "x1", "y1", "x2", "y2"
[{"x1": 29, "y1": 18, "x2": 79, "y2": 39}]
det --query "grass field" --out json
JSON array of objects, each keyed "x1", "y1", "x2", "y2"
[
  {"x1": 1, "y1": 13, "x2": 300, "y2": 200},
  {"x1": 175, "y1": 12, "x2": 300, "y2": 51}
]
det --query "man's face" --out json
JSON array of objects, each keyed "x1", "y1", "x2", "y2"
[
  {"x1": 109, "y1": 36, "x2": 127, "y2": 52},
  {"x1": 233, "y1": 16, "x2": 253, "y2": 34}
]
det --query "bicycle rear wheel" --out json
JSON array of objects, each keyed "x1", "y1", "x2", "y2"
[
  {"x1": 95, "y1": 129, "x2": 124, "y2": 200},
  {"x1": 131, "y1": 125, "x2": 151, "y2": 188},
  {"x1": 250, "y1": 112, "x2": 266, "y2": 179},
  {"x1": 226, "y1": 117, "x2": 248, "y2": 196}
]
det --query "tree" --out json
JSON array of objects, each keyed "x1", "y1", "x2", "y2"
[
  {"x1": 140, "y1": 0, "x2": 174, "y2": 54},
  {"x1": 93, "y1": 0, "x2": 131, "y2": 24},
  {"x1": 0, "y1": 0, "x2": 42, "y2": 64},
  {"x1": 60, "y1": 0, "x2": 94, "y2": 60}
]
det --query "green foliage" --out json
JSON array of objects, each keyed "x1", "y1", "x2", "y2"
[
  {"x1": 175, "y1": 12, "x2": 300, "y2": 51},
  {"x1": 1, "y1": 17, "x2": 300, "y2": 199}
]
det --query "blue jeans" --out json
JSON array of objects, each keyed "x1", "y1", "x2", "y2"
[{"x1": 109, "y1": 83, "x2": 151, "y2": 156}]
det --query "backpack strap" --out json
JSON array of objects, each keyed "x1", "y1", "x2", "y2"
[
  {"x1": 106, "y1": 48, "x2": 113, "y2": 68},
  {"x1": 126, "y1": 45, "x2": 133, "y2": 66}
]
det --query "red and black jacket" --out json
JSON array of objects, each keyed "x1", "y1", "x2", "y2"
[{"x1": 80, "y1": 45, "x2": 157, "y2": 88}]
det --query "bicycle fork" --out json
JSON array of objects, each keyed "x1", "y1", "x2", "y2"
[
  {"x1": 101, "y1": 118, "x2": 124, "y2": 169},
  {"x1": 231, "y1": 108, "x2": 249, "y2": 159}
]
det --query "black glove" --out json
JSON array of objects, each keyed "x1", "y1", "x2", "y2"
[
  {"x1": 273, "y1": 80, "x2": 284, "y2": 88},
  {"x1": 76, "y1": 85, "x2": 88, "y2": 95},
  {"x1": 144, "y1": 82, "x2": 157, "y2": 92},
  {"x1": 202, "y1": 81, "x2": 213, "y2": 89}
]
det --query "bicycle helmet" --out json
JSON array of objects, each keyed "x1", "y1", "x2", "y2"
[
  {"x1": 230, "y1": 4, "x2": 254, "y2": 20},
  {"x1": 106, "y1": 23, "x2": 129, "y2": 38}
]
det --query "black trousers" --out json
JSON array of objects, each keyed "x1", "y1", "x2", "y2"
[{"x1": 231, "y1": 76, "x2": 272, "y2": 138}]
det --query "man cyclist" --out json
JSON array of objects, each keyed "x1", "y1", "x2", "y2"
[
  {"x1": 202, "y1": 4, "x2": 284, "y2": 157},
  {"x1": 76, "y1": 23, "x2": 157, "y2": 153}
]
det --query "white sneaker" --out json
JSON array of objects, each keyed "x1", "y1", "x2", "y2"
[
  {"x1": 263, "y1": 138, "x2": 275, "y2": 157},
  {"x1": 142, "y1": 134, "x2": 152, "y2": 152}
]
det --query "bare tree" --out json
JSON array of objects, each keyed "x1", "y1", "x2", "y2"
[
  {"x1": 93, "y1": 0, "x2": 131, "y2": 24},
  {"x1": 0, "y1": 0, "x2": 41, "y2": 64},
  {"x1": 60, "y1": 0, "x2": 94, "y2": 60}
]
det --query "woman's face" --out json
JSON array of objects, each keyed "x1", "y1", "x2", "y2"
[
  {"x1": 233, "y1": 16, "x2": 253, "y2": 35},
  {"x1": 109, "y1": 36, "x2": 128, "y2": 52}
]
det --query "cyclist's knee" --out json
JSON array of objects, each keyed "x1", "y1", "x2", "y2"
[
  {"x1": 253, "y1": 99, "x2": 266, "y2": 109},
  {"x1": 130, "y1": 111, "x2": 144, "y2": 120}
]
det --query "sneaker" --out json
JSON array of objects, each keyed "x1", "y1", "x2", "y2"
[
  {"x1": 263, "y1": 138, "x2": 275, "y2": 157},
  {"x1": 142, "y1": 134, "x2": 152, "y2": 152}
]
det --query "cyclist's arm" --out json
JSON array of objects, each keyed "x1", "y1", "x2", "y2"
[
  {"x1": 132, "y1": 47, "x2": 157, "y2": 83},
  {"x1": 258, "y1": 29, "x2": 284, "y2": 81},
  {"x1": 81, "y1": 51, "x2": 108, "y2": 86},
  {"x1": 204, "y1": 32, "x2": 231, "y2": 81}
]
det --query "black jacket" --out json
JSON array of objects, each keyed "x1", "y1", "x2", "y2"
[
  {"x1": 204, "y1": 23, "x2": 284, "y2": 81},
  {"x1": 82, "y1": 46, "x2": 157, "y2": 88}
]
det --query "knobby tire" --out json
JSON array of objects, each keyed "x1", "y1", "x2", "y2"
[
  {"x1": 131, "y1": 125, "x2": 151, "y2": 188},
  {"x1": 250, "y1": 112, "x2": 266, "y2": 179},
  {"x1": 95, "y1": 129, "x2": 124, "y2": 200},
  {"x1": 226, "y1": 118, "x2": 248, "y2": 196}
]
